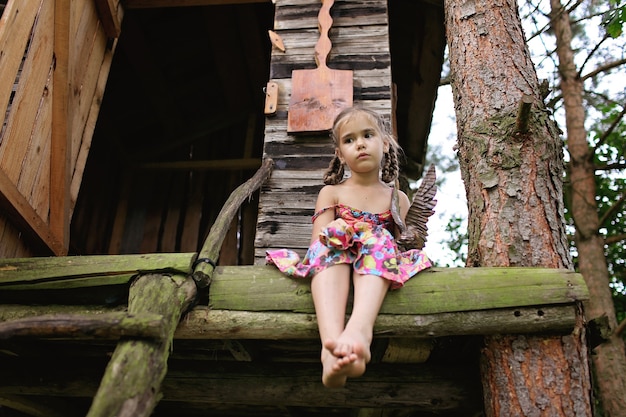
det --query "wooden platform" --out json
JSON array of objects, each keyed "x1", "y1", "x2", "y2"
[{"x1": 0, "y1": 254, "x2": 588, "y2": 417}]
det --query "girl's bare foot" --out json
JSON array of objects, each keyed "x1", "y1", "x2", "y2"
[{"x1": 320, "y1": 337, "x2": 371, "y2": 388}]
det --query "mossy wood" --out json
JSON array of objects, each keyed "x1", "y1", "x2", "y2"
[
  {"x1": 0, "y1": 303, "x2": 578, "y2": 341},
  {"x1": 210, "y1": 266, "x2": 588, "y2": 314},
  {"x1": 0, "y1": 311, "x2": 165, "y2": 340},
  {"x1": 0, "y1": 253, "x2": 196, "y2": 289},
  {"x1": 86, "y1": 273, "x2": 196, "y2": 417}
]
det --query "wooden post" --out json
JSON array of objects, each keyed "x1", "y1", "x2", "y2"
[{"x1": 86, "y1": 273, "x2": 196, "y2": 417}]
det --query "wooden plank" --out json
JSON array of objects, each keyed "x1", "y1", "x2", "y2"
[
  {"x1": 0, "y1": 253, "x2": 196, "y2": 285},
  {"x1": 50, "y1": 0, "x2": 71, "y2": 253},
  {"x1": 70, "y1": 38, "x2": 118, "y2": 209},
  {"x1": 0, "y1": 273, "x2": 134, "y2": 290},
  {"x1": 19, "y1": 67, "x2": 52, "y2": 219},
  {"x1": 0, "y1": 0, "x2": 54, "y2": 183},
  {"x1": 70, "y1": 0, "x2": 110, "y2": 169},
  {"x1": 209, "y1": 266, "x2": 589, "y2": 314},
  {"x1": 0, "y1": 0, "x2": 41, "y2": 124},
  {"x1": 0, "y1": 170, "x2": 63, "y2": 255}
]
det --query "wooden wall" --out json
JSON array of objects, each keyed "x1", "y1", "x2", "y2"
[
  {"x1": 254, "y1": 0, "x2": 393, "y2": 262},
  {"x1": 0, "y1": 0, "x2": 118, "y2": 258}
]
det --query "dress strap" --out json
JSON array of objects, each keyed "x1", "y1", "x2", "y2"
[{"x1": 312, "y1": 206, "x2": 336, "y2": 223}]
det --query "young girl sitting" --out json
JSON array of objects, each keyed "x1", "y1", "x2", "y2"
[{"x1": 266, "y1": 107, "x2": 431, "y2": 388}]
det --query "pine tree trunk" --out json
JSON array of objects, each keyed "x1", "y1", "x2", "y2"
[
  {"x1": 550, "y1": 1, "x2": 626, "y2": 415},
  {"x1": 443, "y1": 0, "x2": 592, "y2": 415}
]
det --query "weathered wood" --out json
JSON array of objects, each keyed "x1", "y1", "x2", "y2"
[
  {"x1": 0, "y1": 303, "x2": 580, "y2": 340},
  {"x1": 0, "y1": 360, "x2": 482, "y2": 413},
  {"x1": 177, "y1": 305, "x2": 578, "y2": 339},
  {"x1": 94, "y1": 0, "x2": 123, "y2": 38},
  {"x1": 0, "y1": 312, "x2": 165, "y2": 340},
  {"x1": 0, "y1": 252, "x2": 195, "y2": 288},
  {"x1": 193, "y1": 158, "x2": 274, "y2": 286},
  {"x1": 0, "y1": 170, "x2": 62, "y2": 256},
  {"x1": 50, "y1": 0, "x2": 71, "y2": 253},
  {"x1": 86, "y1": 273, "x2": 196, "y2": 417},
  {"x1": 0, "y1": 395, "x2": 67, "y2": 417},
  {"x1": 209, "y1": 266, "x2": 588, "y2": 314},
  {"x1": 0, "y1": 0, "x2": 41, "y2": 125}
]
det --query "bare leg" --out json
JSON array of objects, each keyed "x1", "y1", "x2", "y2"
[
  {"x1": 310, "y1": 264, "x2": 351, "y2": 387},
  {"x1": 328, "y1": 273, "x2": 391, "y2": 382},
  {"x1": 315, "y1": 270, "x2": 391, "y2": 387}
]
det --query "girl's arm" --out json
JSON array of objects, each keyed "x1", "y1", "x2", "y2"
[{"x1": 310, "y1": 185, "x2": 337, "y2": 245}]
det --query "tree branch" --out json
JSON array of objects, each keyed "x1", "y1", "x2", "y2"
[
  {"x1": 581, "y1": 58, "x2": 626, "y2": 83},
  {"x1": 594, "y1": 105, "x2": 626, "y2": 150},
  {"x1": 605, "y1": 233, "x2": 626, "y2": 246},
  {"x1": 595, "y1": 162, "x2": 626, "y2": 171},
  {"x1": 615, "y1": 317, "x2": 626, "y2": 338},
  {"x1": 599, "y1": 192, "x2": 626, "y2": 229}
]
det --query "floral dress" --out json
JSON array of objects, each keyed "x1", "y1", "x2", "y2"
[{"x1": 265, "y1": 204, "x2": 431, "y2": 289}]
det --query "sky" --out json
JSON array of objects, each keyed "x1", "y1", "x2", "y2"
[{"x1": 422, "y1": 85, "x2": 467, "y2": 267}]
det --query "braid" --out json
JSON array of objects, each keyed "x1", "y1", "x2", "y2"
[
  {"x1": 323, "y1": 154, "x2": 345, "y2": 185},
  {"x1": 381, "y1": 146, "x2": 399, "y2": 183}
]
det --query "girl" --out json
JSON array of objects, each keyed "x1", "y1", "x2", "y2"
[{"x1": 266, "y1": 107, "x2": 431, "y2": 388}]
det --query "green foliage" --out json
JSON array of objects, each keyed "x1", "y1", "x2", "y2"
[
  {"x1": 443, "y1": 214, "x2": 467, "y2": 267},
  {"x1": 603, "y1": 0, "x2": 626, "y2": 38}
]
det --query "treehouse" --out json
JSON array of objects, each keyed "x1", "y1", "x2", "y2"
[{"x1": 0, "y1": 1, "x2": 591, "y2": 416}]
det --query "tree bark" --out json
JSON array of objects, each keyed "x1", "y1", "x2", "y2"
[
  {"x1": 550, "y1": 1, "x2": 626, "y2": 415},
  {"x1": 444, "y1": 0, "x2": 592, "y2": 415}
]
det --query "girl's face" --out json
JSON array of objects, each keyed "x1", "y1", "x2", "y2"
[{"x1": 336, "y1": 112, "x2": 389, "y2": 174}]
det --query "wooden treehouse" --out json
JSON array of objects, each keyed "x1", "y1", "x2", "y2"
[{"x1": 0, "y1": 1, "x2": 591, "y2": 417}]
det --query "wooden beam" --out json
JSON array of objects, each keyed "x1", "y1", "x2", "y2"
[
  {"x1": 209, "y1": 266, "x2": 589, "y2": 315},
  {"x1": 0, "y1": 170, "x2": 63, "y2": 255},
  {"x1": 0, "y1": 304, "x2": 580, "y2": 340},
  {"x1": 0, "y1": 312, "x2": 165, "y2": 340},
  {"x1": 0, "y1": 360, "x2": 482, "y2": 412},
  {"x1": 123, "y1": 0, "x2": 271, "y2": 8},
  {"x1": 51, "y1": 0, "x2": 71, "y2": 254},
  {"x1": 139, "y1": 158, "x2": 262, "y2": 171},
  {"x1": 0, "y1": 252, "x2": 196, "y2": 287},
  {"x1": 94, "y1": 0, "x2": 124, "y2": 38}
]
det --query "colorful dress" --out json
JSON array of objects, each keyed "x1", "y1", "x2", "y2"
[{"x1": 265, "y1": 204, "x2": 431, "y2": 289}]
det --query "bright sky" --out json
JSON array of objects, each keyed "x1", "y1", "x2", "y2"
[{"x1": 422, "y1": 85, "x2": 467, "y2": 267}]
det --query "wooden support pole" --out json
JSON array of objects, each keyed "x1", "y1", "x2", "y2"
[
  {"x1": 86, "y1": 273, "x2": 196, "y2": 417},
  {"x1": 193, "y1": 158, "x2": 273, "y2": 287}
]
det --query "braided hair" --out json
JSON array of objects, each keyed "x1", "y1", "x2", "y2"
[{"x1": 323, "y1": 107, "x2": 401, "y2": 185}]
